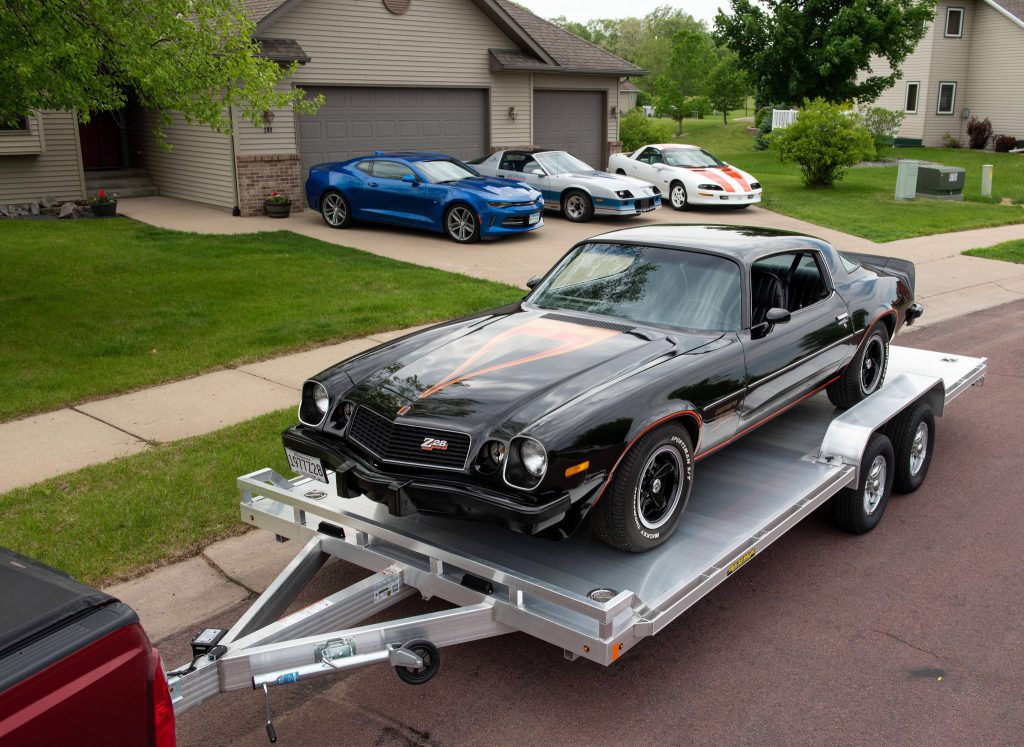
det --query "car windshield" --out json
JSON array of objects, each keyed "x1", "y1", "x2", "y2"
[
  {"x1": 534, "y1": 151, "x2": 593, "y2": 175},
  {"x1": 416, "y1": 159, "x2": 479, "y2": 183},
  {"x1": 530, "y1": 243, "x2": 742, "y2": 332},
  {"x1": 663, "y1": 149, "x2": 726, "y2": 168}
]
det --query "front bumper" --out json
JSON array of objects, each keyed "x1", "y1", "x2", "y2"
[
  {"x1": 688, "y1": 190, "x2": 762, "y2": 206},
  {"x1": 282, "y1": 426, "x2": 572, "y2": 534},
  {"x1": 480, "y1": 202, "x2": 545, "y2": 238},
  {"x1": 593, "y1": 195, "x2": 662, "y2": 215}
]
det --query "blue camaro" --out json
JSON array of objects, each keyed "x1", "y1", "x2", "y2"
[{"x1": 305, "y1": 152, "x2": 545, "y2": 243}]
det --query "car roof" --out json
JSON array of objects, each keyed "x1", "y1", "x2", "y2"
[
  {"x1": 648, "y1": 144, "x2": 699, "y2": 150},
  {"x1": 584, "y1": 224, "x2": 833, "y2": 264},
  {"x1": 360, "y1": 152, "x2": 453, "y2": 162}
]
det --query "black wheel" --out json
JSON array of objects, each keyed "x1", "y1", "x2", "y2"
[
  {"x1": 615, "y1": 168, "x2": 626, "y2": 175},
  {"x1": 831, "y1": 432, "x2": 894, "y2": 533},
  {"x1": 886, "y1": 401, "x2": 935, "y2": 494},
  {"x1": 827, "y1": 321, "x2": 890, "y2": 409},
  {"x1": 669, "y1": 181, "x2": 688, "y2": 211},
  {"x1": 444, "y1": 204, "x2": 480, "y2": 244},
  {"x1": 394, "y1": 639, "x2": 440, "y2": 685},
  {"x1": 320, "y1": 190, "x2": 352, "y2": 228},
  {"x1": 562, "y1": 190, "x2": 594, "y2": 222},
  {"x1": 591, "y1": 423, "x2": 693, "y2": 552}
]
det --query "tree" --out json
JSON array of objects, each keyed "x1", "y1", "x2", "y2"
[
  {"x1": 0, "y1": 0, "x2": 321, "y2": 137},
  {"x1": 714, "y1": 0, "x2": 935, "y2": 105},
  {"x1": 654, "y1": 76, "x2": 688, "y2": 134},
  {"x1": 769, "y1": 99, "x2": 875, "y2": 187},
  {"x1": 704, "y1": 51, "x2": 749, "y2": 123}
]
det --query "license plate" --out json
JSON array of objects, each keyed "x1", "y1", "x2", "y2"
[
  {"x1": 285, "y1": 447, "x2": 328, "y2": 484},
  {"x1": 529, "y1": 212, "x2": 540, "y2": 224}
]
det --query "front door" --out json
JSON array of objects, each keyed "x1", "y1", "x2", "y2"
[
  {"x1": 739, "y1": 250, "x2": 854, "y2": 427},
  {"x1": 79, "y1": 112, "x2": 122, "y2": 169}
]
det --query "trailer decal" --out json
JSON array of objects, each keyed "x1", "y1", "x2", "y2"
[{"x1": 727, "y1": 548, "x2": 756, "y2": 575}]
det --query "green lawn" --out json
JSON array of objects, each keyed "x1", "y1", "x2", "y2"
[
  {"x1": 659, "y1": 116, "x2": 1024, "y2": 242},
  {"x1": 964, "y1": 239, "x2": 1024, "y2": 263},
  {"x1": 0, "y1": 408, "x2": 295, "y2": 586},
  {"x1": 0, "y1": 219, "x2": 521, "y2": 422}
]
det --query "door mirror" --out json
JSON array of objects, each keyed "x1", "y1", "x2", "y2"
[
  {"x1": 765, "y1": 307, "x2": 791, "y2": 324},
  {"x1": 526, "y1": 276, "x2": 543, "y2": 290},
  {"x1": 527, "y1": 168, "x2": 545, "y2": 177},
  {"x1": 402, "y1": 173, "x2": 419, "y2": 184}
]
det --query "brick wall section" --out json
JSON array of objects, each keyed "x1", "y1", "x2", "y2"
[
  {"x1": 607, "y1": 140, "x2": 624, "y2": 156},
  {"x1": 235, "y1": 154, "x2": 304, "y2": 217}
]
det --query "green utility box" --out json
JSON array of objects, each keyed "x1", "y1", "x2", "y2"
[{"x1": 917, "y1": 164, "x2": 965, "y2": 200}]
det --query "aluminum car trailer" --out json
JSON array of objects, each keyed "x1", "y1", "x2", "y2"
[{"x1": 167, "y1": 346, "x2": 985, "y2": 741}]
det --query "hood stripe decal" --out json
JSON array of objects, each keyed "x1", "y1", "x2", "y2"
[{"x1": 417, "y1": 318, "x2": 620, "y2": 400}]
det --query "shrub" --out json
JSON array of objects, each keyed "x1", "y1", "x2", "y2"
[
  {"x1": 942, "y1": 132, "x2": 962, "y2": 149},
  {"x1": 769, "y1": 98, "x2": 874, "y2": 187},
  {"x1": 683, "y1": 95, "x2": 712, "y2": 119},
  {"x1": 860, "y1": 107, "x2": 904, "y2": 155},
  {"x1": 754, "y1": 105, "x2": 774, "y2": 151},
  {"x1": 966, "y1": 116, "x2": 993, "y2": 149},
  {"x1": 619, "y1": 109, "x2": 674, "y2": 153},
  {"x1": 994, "y1": 135, "x2": 1018, "y2": 153}
]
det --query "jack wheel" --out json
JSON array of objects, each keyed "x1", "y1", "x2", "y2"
[{"x1": 394, "y1": 639, "x2": 440, "y2": 685}]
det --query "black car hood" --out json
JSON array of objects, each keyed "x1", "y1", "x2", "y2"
[{"x1": 345, "y1": 308, "x2": 720, "y2": 436}]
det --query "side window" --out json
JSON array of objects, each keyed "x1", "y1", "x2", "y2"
[
  {"x1": 355, "y1": 161, "x2": 373, "y2": 175},
  {"x1": 499, "y1": 152, "x2": 525, "y2": 171},
  {"x1": 789, "y1": 253, "x2": 828, "y2": 310},
  {"x1": 638, "y1": 147, "x2": 661, "y2": 164},
  {"x1": 750, "y1": 252, "x2": 829, "y2": 316},
  {"x1": 373, "y1": 160, "x2": 414, "y2": 180}
]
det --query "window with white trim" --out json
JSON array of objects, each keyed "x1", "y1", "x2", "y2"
[
  {"x1": 945, "y1": 7, "x2": 964, "y2": 38},
  {"x1": 904, "y1": 82, "x2": 920, "y2": 114},
  {"x1": 936, "y1": 82, "x2": 957, "y2": 115}
]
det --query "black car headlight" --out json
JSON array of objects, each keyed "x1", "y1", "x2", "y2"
[
  {"x1": 504, "y1": 436, "x2": 548, "y2": 489},
  {"x1": 299, "y1": 380, "x2": 330, "y2": 426},
  {"x1": 488, "y1": 201, "x2": 514, "y2": 208},
  {"x1": 697, "y1": 183, "x2": 724, "y2": 191},
  {"x1": 615, "y1": 190, "x2": 634, "y2": 199},
  {"x1": 651, "y1": 186, "x2": 661, "y2": 195},
  {"x1": 750, "y1": 181, "x2": 761, "y2": 190}
]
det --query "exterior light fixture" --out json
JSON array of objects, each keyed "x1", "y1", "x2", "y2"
[
  {"x1": 507, "y1": 106, "x2": 517, "y2": 122},
  {"x1": 263, "y1": 110, "x2": 275, "y2": 133}
]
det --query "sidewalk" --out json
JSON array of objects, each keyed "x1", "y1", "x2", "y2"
[{"x1": 3, "y1": 196, "x2": 1024, "y2": 642}]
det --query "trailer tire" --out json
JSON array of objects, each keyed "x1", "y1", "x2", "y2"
[
  {"x1": 886, "y1": 401, "x2": 935, "y2": 494},
  {"x1": 827, "y1": 322, "x2": 889, "y2": 409},
  {"x1": 394, "y1": 639, "x2": 440, "y2": 685},
  {"x1": 831, "y1": 432, "x2": 894, "y2": 533},
  {"x1": 591, "y1": 424, "x2": 693, "y2": 552}
]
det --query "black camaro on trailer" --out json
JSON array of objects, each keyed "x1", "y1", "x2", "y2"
[{"x1": 165, "y1": 227, "x2": 983, "y2": 744}]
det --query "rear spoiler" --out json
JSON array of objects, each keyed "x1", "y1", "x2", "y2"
[{"x1": 841, "y1": 251, "x2": 916, "y2": 296}]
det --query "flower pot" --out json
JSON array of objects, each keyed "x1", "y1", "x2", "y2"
[
  {"x1": 264, "y1": 200, "x2": 291, "y2": 218},
  {"x1": 91, "y1": 201, "x2": 118, "y2": 217}
]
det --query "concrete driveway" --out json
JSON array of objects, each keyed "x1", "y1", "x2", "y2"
[
  {"x1": 118, "y1": 197, "x2": 876, "y2": 288},
  {"x1": 170, "y1": 301, "x2": 1024, "y2": 746}
]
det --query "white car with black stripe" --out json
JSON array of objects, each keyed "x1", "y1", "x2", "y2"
[
  {"x1": 469, "y1": 150, "x2": 661, "y2": 222},
  {"x1": 608, "y1": 144, "x2": 762, "y2": 210}
]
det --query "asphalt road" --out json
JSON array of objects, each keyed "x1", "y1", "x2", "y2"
[{"x1": 170, "y1": 300, "x2": 1024, "y2": 746}]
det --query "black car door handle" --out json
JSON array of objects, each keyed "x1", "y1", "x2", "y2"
[{"x1": 368, "y1": 181, "x2": 379, "y2": 187}]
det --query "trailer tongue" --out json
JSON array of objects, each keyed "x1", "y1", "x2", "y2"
[{"x1": 167, "y1": 346, "x2": 985, "y2": 740}]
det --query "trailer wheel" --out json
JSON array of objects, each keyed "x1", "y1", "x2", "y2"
[
  {"x1": 394, "y1": 639, "x2": 440, "y2": 685},
  {"x1": 591, "y1": 424, "x2": 693, "y2": 552},
  {"x1": 827, "y1": 322, "x2": 889, "y2": 409},
  {"x1": 886, "y1": 401, "x2": 936, "y2": 494},
  {"x1": 831, "y1": 432, "x2": 894, "y2": 533}
]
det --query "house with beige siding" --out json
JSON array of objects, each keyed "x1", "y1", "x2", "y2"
[
  {"x1": 868, "y1": 0, "x2": 1024, "y2": 147},
  {"x1": 0, "y1": 0, "x2": 642, "y2": 216}
]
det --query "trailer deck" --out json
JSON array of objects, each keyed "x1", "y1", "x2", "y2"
[{"x1": 168, "y1": 346, "x2": 985, "y2": 728}]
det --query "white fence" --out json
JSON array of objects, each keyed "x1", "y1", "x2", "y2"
[{"x1": 772, "y1": 109, "x2": 799, "y2": 129}]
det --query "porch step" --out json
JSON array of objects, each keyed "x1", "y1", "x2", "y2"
[{"x1": 84, "y1": 169, "x2": 158, "y2": 199}]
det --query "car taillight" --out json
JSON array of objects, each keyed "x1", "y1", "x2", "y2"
[{"x1": 151, "y1": 651, "x2": 177, "y2": 747}]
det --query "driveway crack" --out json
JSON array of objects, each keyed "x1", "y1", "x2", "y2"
[{"x1": 873, "y1": 629, "x2": 942, "y2": 661}]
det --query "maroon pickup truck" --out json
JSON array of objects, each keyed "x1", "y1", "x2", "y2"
[{"x1": 0, "y1": 548, "x2": 175, "y2": 746}]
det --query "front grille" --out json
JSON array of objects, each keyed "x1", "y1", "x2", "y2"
[
  {"x1": 635, "y1": 198, "x2": 655, "y2": 210},
  {"x1": 348, "y1": 406, "x2": 471, "y2": 471},
  {"x1": 502, "y1": 214, "x2": 537, "y2": 227}
]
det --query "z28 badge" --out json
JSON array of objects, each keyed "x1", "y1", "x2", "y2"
[{"x1": 420, "y1": 438, "x2": 449, "y2": 451}]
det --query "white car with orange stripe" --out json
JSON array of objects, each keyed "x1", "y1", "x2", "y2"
[{"x1": 608, "y1": 144, "x2": 762, "y2": 210}]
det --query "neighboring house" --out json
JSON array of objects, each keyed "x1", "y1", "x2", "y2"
[
  {"x1": 619, "y1": 80, "x2": 640, "y2": 113},
  {"x1": 869, "y1": 0, "x2": 1024, "y2": 147},
  {"x1": 0, "y1": 0, "x2": 642, "y2": 215}
]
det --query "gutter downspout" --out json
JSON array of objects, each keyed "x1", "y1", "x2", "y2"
[{"x1": 228, "y1": 105, "x2": 241, "y2": 216}]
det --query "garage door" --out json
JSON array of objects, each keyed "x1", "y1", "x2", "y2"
[
  {"x1": 534, "y1": 90, "x2": 606, "y2": 169},
  {"x1": 297, "y1": 87, "x2": 487, "y2": 171}
]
